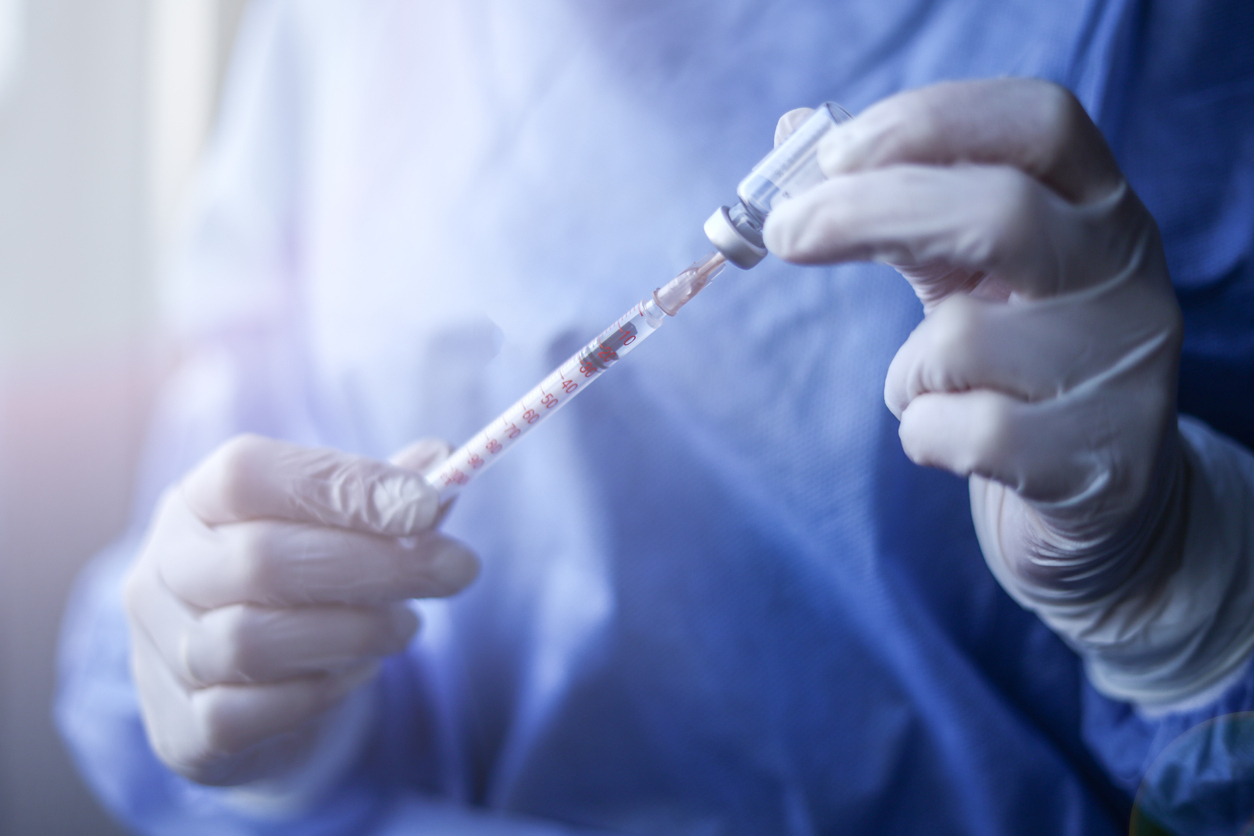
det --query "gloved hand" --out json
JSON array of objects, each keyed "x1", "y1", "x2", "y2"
[
  {"x1": 123, "y1": 434, "x2": 478, "y2": 791},
  {"x1": 765, "y1": 79, "x2": 1254, "y2": 708}
]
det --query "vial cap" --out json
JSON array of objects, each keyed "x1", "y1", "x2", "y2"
[{"x1": 704, "y1": 206, "x2": 767, "y2": 269}]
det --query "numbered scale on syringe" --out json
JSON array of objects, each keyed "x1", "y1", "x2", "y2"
[{"x1": 432, "y1": 300, "x2": 663, "y2": 494}]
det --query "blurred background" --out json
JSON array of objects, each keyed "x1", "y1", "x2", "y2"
[{"x1": 0, "y1": 0, "x2": 246, "y2": 832}]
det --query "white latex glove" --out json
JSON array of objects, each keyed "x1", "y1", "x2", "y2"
[
  {"x1": 123, "y1": 434, "x2": 479, "y2": 794},
  {"x1": 765, "y1": 79, "x2": 1254, "y2": 709}
]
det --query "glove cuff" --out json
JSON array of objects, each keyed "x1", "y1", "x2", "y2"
[
  {"x1": 1087, "y1": 418, "x2": 1254, "y2": 708},
  {"x1": 980, "y1": 417, "x2": 1254, "y2": 709}
]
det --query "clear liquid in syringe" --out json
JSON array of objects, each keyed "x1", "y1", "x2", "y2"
[{"x1": 426, "y1": 251, "x2": 725, "y2": 501}]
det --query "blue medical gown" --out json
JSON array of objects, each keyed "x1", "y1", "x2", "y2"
[{"x1": 55, "y1": 0, "x2": 1254, "y2": 833}]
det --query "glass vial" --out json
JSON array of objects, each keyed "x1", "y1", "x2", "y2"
[{"x1": 705, "y1": 102, "x2": 852, "y2": 269}]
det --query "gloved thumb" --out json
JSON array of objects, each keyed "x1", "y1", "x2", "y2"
[
  {"x1": 391, "y1": 439, "x2": 457, "y2": 526},
  {"x1": 775, "y1": 107, "x2": 814, "y2": 147},
  {"x1": 389, "y1": 438, "x2": 453, "y2": 475}
]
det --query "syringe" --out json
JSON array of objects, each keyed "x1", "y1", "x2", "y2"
[
  {"x1": 425, "y1": 251, "x2": 726, "y2": 501},
  {"x1": 424, "y1": 101, "x2": 850, "y2": 499}
]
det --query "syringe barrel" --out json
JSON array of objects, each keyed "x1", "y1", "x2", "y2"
[
  {"x1": 705, "y1": 102, "x2": 852, "y2": 269},
  {"x1": 423, "y1": 252, "x2": 723, "y2": 504},
  {"x1": 425, "y1": 299, "x2": 668, "y2": 502}
]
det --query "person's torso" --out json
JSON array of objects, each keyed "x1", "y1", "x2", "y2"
[{"x1": 249, "y1": 0, "x2": 1253, "y2": 831}]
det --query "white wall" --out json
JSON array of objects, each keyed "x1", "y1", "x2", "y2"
[{"x1": 0, "y1": 1, "x2": 245, "y2": 832}]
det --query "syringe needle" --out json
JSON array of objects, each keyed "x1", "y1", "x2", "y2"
[{"x1": 653, "y1": 251, "x2": 725, "y2": 315}]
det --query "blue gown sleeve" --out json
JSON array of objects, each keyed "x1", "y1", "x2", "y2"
[
  {"x1": 1083, "y1": 656, "x2": 1254, "y2": 833},
  {"x1": 1084, "y1": 0, "x2": 1254, "y2": 826},
  {"x1": 1079, "y1": 420, "x2": 1254, "y2": 834}
]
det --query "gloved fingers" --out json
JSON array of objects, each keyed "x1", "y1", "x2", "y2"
[
  {"x1": 157, "y1": 514, "x2": 479, "y2": 609},
  {"x1": 130, "y1": 626, "x2": 211, "y2": 775},
  {"x1": 131, "y1": 573, "x2": 417, "y2": 687},
  {"x1": 764, "y1": 163, "x2": 1144, "y2": 300},
  {"x1": 885, "y1": 295, "x2": 1036, "y2": 417},
  {"x1": 891, "y1": 261, "x2": 1004, "y2": 306},
  {"x1": 132, "y1": 624, "x2": 377, "y2": 778},
  {"x1": 181, "y1": 603, "x2": 418, "y2": 685},
  {"x1": 897, "y1": 389, "x2": 1102, "y2": 504},
  {"x1": 185, "y1": 661, "x2": 378, "y2": 762},
  {"x1": 125, "y1": 548, "x2": 207, "y2": 683},
  {"x1": 127, "y1": 540, "x2": 420, "y2": 686},
  {"x1": 883, "y1": 283, "x2": 1181, "y2": 417},
  {"x1": 774, "y1": 107, "x2": 814, "y2": 147},
  {"x1": 181, "y1": 434, "x2": 439, "y2": 535},
  {"x1": 815, "y1": 78, "x2": 1123, "y2": 203}
]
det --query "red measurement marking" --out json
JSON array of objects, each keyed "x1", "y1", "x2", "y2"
[
  {"x1": 523, "y1": 408, "x2": 540, "y2": 424},
  {"x1": 620, "y1": 326, "x2": 636, "y2": 346},
  {"x1": 444, "y1": 469, "x2": 468, "y2": 486},
  {"x1": 541, "y1": 393, "x2": 558, "y2": 409},
  {"x1": 468, "y1": 453, "x2": 484, "y2": 469},
  {"x1": 562, "y1": 379, "x2": 578, "y2": 394},
  {"x1": 485, "y1": 439, "x2": 503, "y2": 454},
  {"x1": 504, "y1": 421, "x2": 521, "y2": 439}
]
